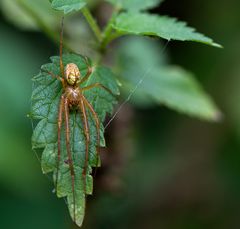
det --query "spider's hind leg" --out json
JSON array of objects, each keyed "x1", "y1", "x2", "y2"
[
  {"x1": 82, "y1": 95, "x2": 100, "y2": 173},
  {"x1": 78, "y1": 99, "x2": 90, "y2": 194},
  {"x1": 64, "y1": 98, "x2": 76, "y2": 222},
  {"x1": 55, "y1": 95, "x2": 65, "y2": 192}
]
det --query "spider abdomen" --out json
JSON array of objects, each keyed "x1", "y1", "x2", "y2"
[{"x1": 65, "y1": 86, "x2": 82, "y2": 106}]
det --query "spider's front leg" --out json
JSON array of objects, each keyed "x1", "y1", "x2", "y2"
[
  {"x1": 41, "y1": 69, "x2": 65, "y2": 88},
  {"x1": 82, "y1": 83, "x2": 115, "y2": 96},
  {"x1": 79, "y1": 57, "x2": 93, "y2": 85}
]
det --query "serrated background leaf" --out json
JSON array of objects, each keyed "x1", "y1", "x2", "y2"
[
  {"x1": 31, "y1": 54, "x2": 119, "y2": 226},
  {"x1": 51, "y1": 0, "x2": 87, "y2": 14},
  {"x1": 115, "y1": 36, "x2": 221, "y2": 121},
  {"x1": 106, "y1": 0, "x2": 164, "y2": 11},
  {"x1": 113, "y1": 12, "x2": 221, "y2": 47}
]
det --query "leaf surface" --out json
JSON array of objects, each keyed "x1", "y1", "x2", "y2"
[
  {"x1": 50, "y1": 0, "x2": 87, "y2": 14},
  {"x1": 106, "y1": 0, "x2": 163, "y2": 11},
  {"x1": 31, "y1": 54, "x2": 119, "y2": 226},
  {"x1": 113, "y1": 12, "x2": 221, "y2": 47}
]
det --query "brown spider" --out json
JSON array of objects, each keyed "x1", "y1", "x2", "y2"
[{"x1": 44, "y1": 19, "x2": 114, "y2": 223}]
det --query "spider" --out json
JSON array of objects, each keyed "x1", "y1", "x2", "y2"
[{"x1": 43, "y1": 19, "x2": 114, "y2": 223}]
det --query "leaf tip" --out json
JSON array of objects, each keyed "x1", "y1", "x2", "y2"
[
  {"x1": 212, "y1": 42, "x2": 223, "y2": 48},
  {"x1": 212, "y1": 110, "x2": 224, "y2": 122}
]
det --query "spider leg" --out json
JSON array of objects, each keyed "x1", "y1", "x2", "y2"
[
  {"x1": 82, "y1": 83, "x2": 115, "y2": 96},
  {"x1": 78, "y1": 98, "x2": 90, "y2": 193},
  {"x1": 82, "y1": 95, "x2": 100, "y2": 173},
  {"x1": 41, "y1": 69, "x2": 65, "y2": 87},
  {"x1": 59, "y1": 17, "x2": 65, "y2": 78},
  {"x1": 79, "y1": 59, "x2": 93, "y2": 85},
  {"x1": 56, "y1": 95, "x2": 65, "y2": 191},
  {"x1": 64, "y1": 98, "x2": 76, "y2": 222}
]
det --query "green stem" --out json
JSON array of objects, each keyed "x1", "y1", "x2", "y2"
[
  {"x1": 100, "y1": 10, "x2": 119, "y2": 52},
  {"x1": 82, "y1": 7, "x2": 102, "y2": 42}
]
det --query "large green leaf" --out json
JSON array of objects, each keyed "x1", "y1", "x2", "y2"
[
  {"x1": 113, "y1": 12, "x2": 221, "y2": 47},
  {"x1": 106, "y1": 0, "x2": 163, "y2": 11},
  {"x1": 0, "y1": 0, "x2": 61, "y2": 31},
  {"x1": 50, "y1": 0, "x2": 87, "y2": 14},
  {"x1": 30, "y1": 53, "x2": 119, "y2": 226},
  {"x1": 0, "y1": 0, "x2": 37, "y2": 30},
  {"x1": 115, "y1": 36, "x2": 221, "y2": 121}
]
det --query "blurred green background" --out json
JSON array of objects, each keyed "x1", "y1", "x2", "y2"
[{"x1": 0, "y1": 0, "x2": 240, "y2": 228}]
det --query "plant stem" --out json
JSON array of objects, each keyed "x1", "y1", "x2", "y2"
[
  {"x1": 82, "y1": 7, "x2": 102, "y2": 43},
  {"x1": 100, "y1": 10, "x2": 119, "y2": 52}
]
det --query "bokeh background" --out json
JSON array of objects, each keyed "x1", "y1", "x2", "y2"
[{"x1": 0, "y1": 0, "x2": 240, "y2": 228}]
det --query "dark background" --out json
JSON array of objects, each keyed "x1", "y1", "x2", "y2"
[{"x1": 0, "y1": 0, "x2": 240, "y2": 228}]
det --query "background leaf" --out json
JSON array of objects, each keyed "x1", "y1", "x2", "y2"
[
  {"x1": 31, "y1": 54, "x2": 119, "y2": 226},
  {"x1": 0, "y1": 0, "x2": 61, "y2": 30},
  {"x1": 115, "y1": 36, "x2": 221, "y2": 121},
  {"x1": 112, "y1": 12, "x2": 221, "y2": 47},
  {"x1": 106, "y1": 0, "x2": 164, "y2": 11},
  {"x1": 50, "y1": 0, "x2": 87, "y2": 14}
]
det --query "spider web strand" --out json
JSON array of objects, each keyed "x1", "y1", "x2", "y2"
[{"x1": 104, "y1": 39, "x2": 171, "y2": 129}]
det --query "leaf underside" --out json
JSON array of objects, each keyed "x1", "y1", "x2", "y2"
[
  {"x1": 113, "y1": 12, "x2": 221, "y2": 47},
  {"x1": 31, "y1": 53, "x2": 119, "y2": 226},
  {"x1": 116, "y1": 36, "x2": 221, "y2": 121}
]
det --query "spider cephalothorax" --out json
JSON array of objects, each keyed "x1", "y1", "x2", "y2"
[{"x1": 65, "y1": 63, "x2": 81, "y2": 85}]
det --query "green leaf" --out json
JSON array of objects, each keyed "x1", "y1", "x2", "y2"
[
  {"x1": 0, "y1": 0, "x2": 61, "y2": 31},
  {"x1": 113, "y1": 12, "x2": 222, "y2": 47},
  {"x1": 31, "y1": 53, "x2": 119, "y2": 226},
  {"x1": 116, "y1": 36, "x2": 221, "y2": 121},
  {"x1": 0, "y1": 0, "x2": 37, "y2": 30},
  {"x1": 50, "y1": 0, "x2": 87, "y2": 14},
  {"x1": 106, "y1": 0, "x2": 163, "y2": 11}
]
